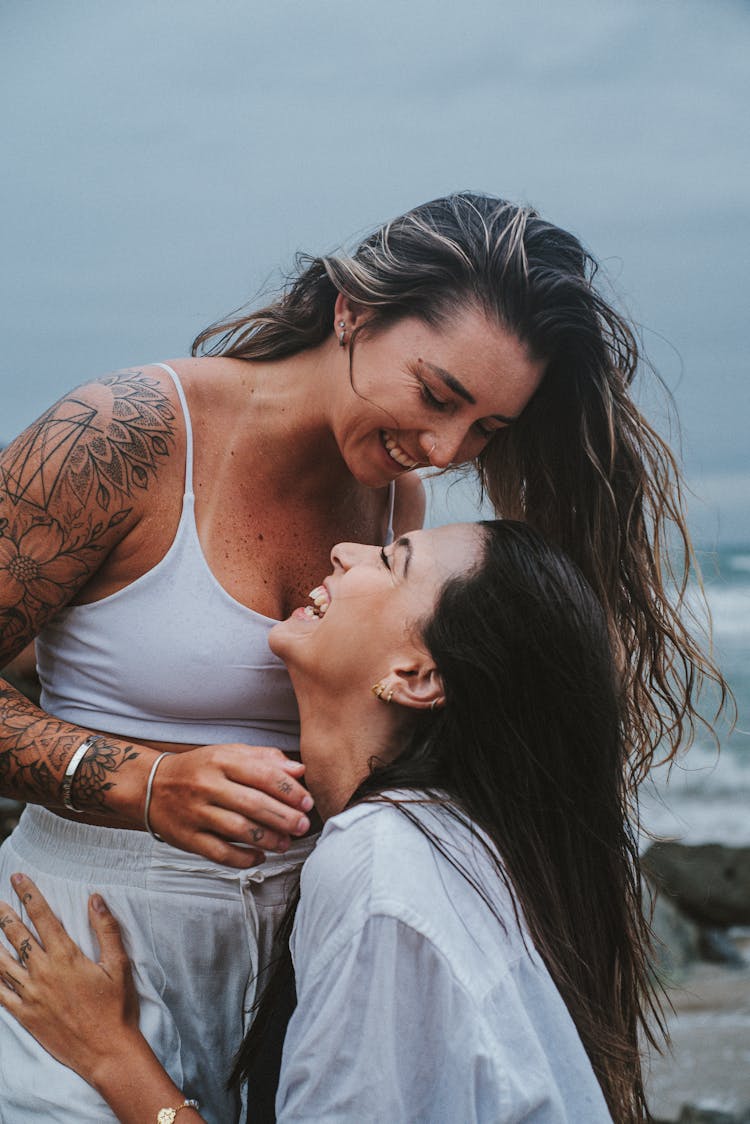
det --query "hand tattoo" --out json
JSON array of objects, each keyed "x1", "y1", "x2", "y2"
[{"x1": 18, "y1": 938, "x2": 31, "y2": 966}]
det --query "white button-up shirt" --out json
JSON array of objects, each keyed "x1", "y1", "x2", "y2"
[{"x1": 275, "y1": 798, "x2": 612, "y2": 1122}]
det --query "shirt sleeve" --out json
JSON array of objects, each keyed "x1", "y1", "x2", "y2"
[{"x1": 275, "y1": 911, "x2": 503, "y2": 1123}]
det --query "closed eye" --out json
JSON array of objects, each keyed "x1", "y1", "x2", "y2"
[
  {"x1": 418, "y1": 380, "x2": 450, "y2": 411},
  {"x1": 474, "y1": 419, "x2": 500, "y2": 440},
  {"x1": 380, "y1": 547, "x2": 391, "y2": 571}
]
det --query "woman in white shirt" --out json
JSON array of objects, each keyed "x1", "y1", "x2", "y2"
[{"x1": 0, "y1": 520, "x2": 662, "y2": 1123}]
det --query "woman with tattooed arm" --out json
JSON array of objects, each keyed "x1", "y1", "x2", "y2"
[{"x1": 0, "y1": 194, "x2": 723, "y2": 1121}]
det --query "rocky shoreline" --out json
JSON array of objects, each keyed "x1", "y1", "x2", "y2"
[{"x1": 645, "y1": 842, "x2": 750, "y2": 1124}]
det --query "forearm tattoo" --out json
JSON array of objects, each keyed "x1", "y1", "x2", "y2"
[
  {"x1": 71, "y1": 738, "x2": 140, "y2": 813},
  {"x1": 0, "y1": 686, "x2": 140, "y2": 810},
  {"x1": 0, "y1": 372, "x2": 174, "y2": 655}
]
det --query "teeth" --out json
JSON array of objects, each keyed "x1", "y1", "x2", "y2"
[
  {"x1": 308, "y1": 585, "x2": 330, "y2": 617},
  {"x1": 382, "y1": 432, "x2": 419, "y2": 469}
]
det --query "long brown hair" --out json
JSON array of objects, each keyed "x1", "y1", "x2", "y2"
[
  {"x1": 194, "y1": 191, "x2": 729, "y2": 774},
  {"x1": 354, "y1": 520, "x2": 664, "y2": 1122}
]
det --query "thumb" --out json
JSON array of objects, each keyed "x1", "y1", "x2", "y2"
[{"x1": 88, "y1": 894, "x2": 130, "y2": 975}]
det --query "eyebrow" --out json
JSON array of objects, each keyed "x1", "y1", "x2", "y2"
[
  {"x1": 394, "y1": 536, "x2": 413, "y2": 578},
  {"x1": 423, "y1": 361, "x2": 520, "y2": 425}
]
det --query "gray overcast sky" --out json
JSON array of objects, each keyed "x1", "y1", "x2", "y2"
[{"x1": 1, "y1": 0, "x2": 748, "y2": 543}]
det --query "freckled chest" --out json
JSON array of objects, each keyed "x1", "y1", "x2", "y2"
[{"x1": 196, "y1": 482, "x2": 389, "y2": 620}]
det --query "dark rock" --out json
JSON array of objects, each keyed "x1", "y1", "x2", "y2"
[
  {"x1": 643, "y1": 842, "x2": 750, "y2": 928},
  {"x1": 648, "y1": 885, "x2": 701, "y2": 980},
  {"x1": 677, "y1": 1105, "x2": 750, "y2": 1123},
  {"x1": 698, "y1": 927, "x2": 747, "y2": 969}
]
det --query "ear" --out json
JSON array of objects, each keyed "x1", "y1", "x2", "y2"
[
  {"x1": 333, "y1": 292, "x2": 372, "y2": 331},
  {"x1": 377, "y1": 657, "x2": 445, "y2": 713}
]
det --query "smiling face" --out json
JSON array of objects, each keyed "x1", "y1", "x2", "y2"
[
  {"x1": 330, "y1": 300, "x2": 546, "y2": 488},
  {"x1": 269, "y1": 524, "x2": 485, "y2": 700}
]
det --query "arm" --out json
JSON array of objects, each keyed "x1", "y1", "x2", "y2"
[
  {"x1": 0, "y1": 875, "x2": 204, "y2": 1124},
  {"x1": 0, "y1": 373, "x2": 312, "y2": 865},
  {"x1": 0, "y1": 372, "x2": 159, "y2": 809},
  {"x1": 277, "y1": 912, "x2": 490, "y2": 1121}
]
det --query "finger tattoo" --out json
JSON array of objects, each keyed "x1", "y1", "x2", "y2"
[
  {"x1": 251, "y1": 826, "x2": 264, "y2": 843},
  {"x1": 19, "y1": 938, "x2": 31, "y2": 967},
  {"x1": 278, "y1": 779, "x2": 293, "y2": 796},
  {"x1": 0, "y1": 914, "x2": 13, "y2": 932},
  {"x1": 21, "y1": 893, "x2": 32, "y2": 905}
]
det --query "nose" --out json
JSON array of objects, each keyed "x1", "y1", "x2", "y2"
[
  {"x1": 420, "y1": 427, "x2": 468, "y2": 469},
  {"x1": 330, "y1": 541, "x2": 378, "y2": 571}
]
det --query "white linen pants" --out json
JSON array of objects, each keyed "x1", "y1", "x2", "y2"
[{"x1": 0, "y1": 806, "x2": 313, "y2": 1124}]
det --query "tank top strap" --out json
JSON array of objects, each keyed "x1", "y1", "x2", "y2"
[
  {"x1": 154, "y1": 363, "x2": 194, "y2": 497},
  {"x1": 384, "y1": 480, "x2": 396, "y2": 545}
]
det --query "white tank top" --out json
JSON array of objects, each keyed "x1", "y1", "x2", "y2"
[{"x1": 35, "y1": 363, "x2": 396, "y2": 752}]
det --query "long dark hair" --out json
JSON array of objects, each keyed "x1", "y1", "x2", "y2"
[
  {"x1": 237, "y1": 520, "x2": 662, "y2": 1123},
  {"x1": 193, "y1": 191, "x2": 728, "y2": 779},
  {"x1": 352, "y1": 520, "x2": 662, "y2": 1123}
]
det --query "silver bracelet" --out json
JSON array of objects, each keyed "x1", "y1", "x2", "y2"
[
  {"x1": 144, "y1": 751, "x2": 172, "y2": 842},
  {"x1": 60, "y1": 735, "x2": 100, "y2": 813}
]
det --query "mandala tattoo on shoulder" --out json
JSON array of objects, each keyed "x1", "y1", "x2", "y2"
[
  {"x1": 1, "y1": 372, "x2": 175, "y2": 516},
  {"x1": 0, "y1": 371, "x2": 176, "y2": 649}
]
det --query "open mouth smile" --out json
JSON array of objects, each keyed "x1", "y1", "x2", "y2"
[
  {"x1": 380, "y1": 430, "x2": 420, "y2": 470},
  {"x1": 301, "y1": 584, "x2": 331, "y2": 620}
]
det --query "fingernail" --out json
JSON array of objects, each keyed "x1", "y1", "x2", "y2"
[
  {"x1": 301, "y1": 794, "x2": 314, "y2": 812},
  {"x1": 10, "y1": 874, "x2": 23, "y2": 887},
  {"x1": 91, "y1": 894, "x2": 107, "y2": 914},
  {"x1": 295, "y1": 815, "x2": 310, "y2": 835}
]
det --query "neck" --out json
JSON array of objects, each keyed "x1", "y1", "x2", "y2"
[
  {"x1": 227, "y1": 341, "x2": 359, "y2": 501},
  {"x1": 293, "y1": 681, "x2": 408, "y2": 822}
]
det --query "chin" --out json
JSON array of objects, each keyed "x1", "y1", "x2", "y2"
[{"x1": 268, "y1": 620, "x2": 286, "y2": 656}]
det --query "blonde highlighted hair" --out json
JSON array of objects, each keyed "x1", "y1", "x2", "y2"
[{"x1": 194, "y1": 191, "x2": 729, "y2": 777}]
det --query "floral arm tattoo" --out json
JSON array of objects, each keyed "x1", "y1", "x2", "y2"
[
  {"x1": 0, "y1": 686, "x2": 141, "y2": 811},
  {"x1": 0, "y1": 371, "x2": 174, "y2": 808}
]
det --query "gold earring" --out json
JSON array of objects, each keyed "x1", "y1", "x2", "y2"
[{"x1": 371, "y1": 682, "x2": 393, "y2": 703}]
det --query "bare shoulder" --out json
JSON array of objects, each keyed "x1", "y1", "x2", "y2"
[
  {"x1": 1, "y1": 367, "x2": 180, "y2": 518},
  {"x1": 0, "y1": 366, "x2": 181, "y2": 661},
  {"x1": 393, "y1": 472, "x2": 426, "y2": 536}
]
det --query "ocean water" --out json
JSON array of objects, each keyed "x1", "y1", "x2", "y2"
[{"x1": 640, "y1": 545, "x2": 750, "y2": 846}]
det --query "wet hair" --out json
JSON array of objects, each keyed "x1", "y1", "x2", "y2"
[
  {"x1": 351, "y1": 519, "x2": 662, "y2": 1123},
  {"x1": 193, "y1": 191, "x2": 728, "y2": 779}
]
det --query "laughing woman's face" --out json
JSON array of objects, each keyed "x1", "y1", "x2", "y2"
[
  {"x1": 269, "y1": 523, "x2": 484, "y2": 696},
  {"x1": 329, "y1": 304, "x2": 545, "y2": 489}
]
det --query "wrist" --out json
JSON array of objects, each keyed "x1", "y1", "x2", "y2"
[
  {"x1": 75, "y1": 737, "x2": 158, "y2": 824},
  {"x1": 86, "y1": 1025, "x2": 149, "y2": 1094}
]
